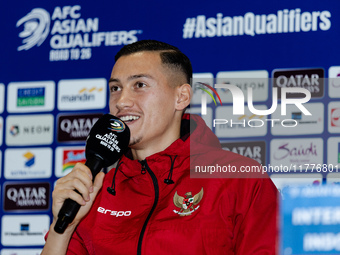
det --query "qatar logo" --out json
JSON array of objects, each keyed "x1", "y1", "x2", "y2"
[
  {"x1": 109, "y1": 119, "x2": 125, "y2": 133},
  {"x1": 16, "y1": 8, "x2": 50, "y2": 51}
]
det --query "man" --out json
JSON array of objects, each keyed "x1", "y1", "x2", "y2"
[{"x1": 42, "y1": 40, "x2": 278, "y2": 254}]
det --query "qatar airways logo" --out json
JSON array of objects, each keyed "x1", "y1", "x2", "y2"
[{"x1": 200, "y1": 84, "x2": 311, "y2": 128}]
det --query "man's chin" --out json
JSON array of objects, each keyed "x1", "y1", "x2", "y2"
[{"x1": 129, "y1": 136, "x2": 142, "y2": 147}]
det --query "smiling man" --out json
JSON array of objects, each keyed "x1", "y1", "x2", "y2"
[
  {"x1": 108, "y1": 49, "x2": 191, "y2": 160},
  {"x1": 42, "y1": 40, "x2": 278, "y2": 255}
]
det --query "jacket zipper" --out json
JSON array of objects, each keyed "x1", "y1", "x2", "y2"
[{"x1": 137, "y1": 159, "x2": 159, "y2": 255}]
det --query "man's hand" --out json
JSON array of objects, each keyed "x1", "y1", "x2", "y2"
[
  {"x1": 52, "y1": 162, "x2": 105, "y2": 228},
  {"x1": 42, "y1": 163, "x2": 105, "y2": 255}
]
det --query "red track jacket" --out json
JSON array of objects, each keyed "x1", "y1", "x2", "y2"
[{"x1": 65, "y1": 114, "x2": 278, "y2": 254}]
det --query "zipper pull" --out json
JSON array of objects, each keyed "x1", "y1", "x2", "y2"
[{"x1": 139, "y1": 160, "x2": 147, "y2": 175}]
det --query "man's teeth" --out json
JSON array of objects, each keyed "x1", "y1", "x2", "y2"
[{"x1": 120, "y1": 116, "x2": 140, "y2": 122}]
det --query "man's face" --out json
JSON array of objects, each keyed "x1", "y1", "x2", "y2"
[{"x1": 109, "y1": 51, "x2": 183, "y2": 152}]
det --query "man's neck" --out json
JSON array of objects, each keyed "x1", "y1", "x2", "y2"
[{"x1": 130, "y1": 130, "x2": 181, "y2": 161}]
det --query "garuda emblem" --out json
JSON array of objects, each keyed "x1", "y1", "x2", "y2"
[{"x1": 173, "y1": 187, "x2": 203, "y2": 216}]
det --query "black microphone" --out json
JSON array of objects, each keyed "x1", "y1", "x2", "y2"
[{"x1": 54, "y1": 114, "x2": 130, "y2": 234}]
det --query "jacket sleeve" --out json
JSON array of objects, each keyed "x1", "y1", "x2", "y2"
[{"x1": 233, "y1": 178, "x2": 279, "y2": 255}]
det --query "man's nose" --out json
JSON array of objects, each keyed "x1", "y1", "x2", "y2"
[{"x1": 116, "y1": 88, "x2": 134, "y2": 110}]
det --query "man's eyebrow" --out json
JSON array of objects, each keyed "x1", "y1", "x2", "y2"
[
  {"x1": 128, "y1": 74, "x2": 154, "y2": 81},
  {"x1": 108, "y1": 78, "x2": 120, "y2": 83},
  {"x1": 109, "y1": 74, "x2": 154, "y2": 84}
]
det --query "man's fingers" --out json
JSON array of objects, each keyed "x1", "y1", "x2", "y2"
[
  {"x1": 74, "y1": 162, "x2": 93, "y2": 180},
  {"x1": 69, "y1": 179, "x2": 91, "y2": 201},
  {"x1": 56, "y1": 177, "x2": 91, "y2": 200},
  {"x1": 92, "y1": 172, "x2": 105, "y2": 195},
  {"x1": 69, "y1": 164, "x2": 93, "y2": 189},
  {"x1": 55, "y1": 164, "x2": 93, "y2": 193},
  {"x1": 53, "y1": 189, "x2": 86, "y2": 206}
]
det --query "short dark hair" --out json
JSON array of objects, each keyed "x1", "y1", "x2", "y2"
[{"x1": 115, "y1": 40, "x2": 192, "y2": 84}]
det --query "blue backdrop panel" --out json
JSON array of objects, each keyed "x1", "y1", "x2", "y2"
[{"x1": 0, "y1": 0, "x2": 339, "y2": 252}]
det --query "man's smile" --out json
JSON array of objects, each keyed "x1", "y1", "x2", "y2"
[{"x1": 119, "y1": 115, "x2": 140, "y2": 123}]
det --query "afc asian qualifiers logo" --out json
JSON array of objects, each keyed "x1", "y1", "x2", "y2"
[
  {"x1": 109, "y1": 119, "x2": 126, "y2": 133},
  {"x1": 16, "y1": 8, "x2": 50, "y2": 51},
  {"x1": 173, "y1": 188, "x2": 203, "y2": 216}
]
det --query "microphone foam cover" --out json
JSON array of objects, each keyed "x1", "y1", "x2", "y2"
[{"x1": 85, "y1": 114, "x2": 130, "y2": 167}]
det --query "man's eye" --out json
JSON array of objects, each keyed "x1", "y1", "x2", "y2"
[
  {"x1": 110, "y1": 86, "x2": 121, "y2": 92},
  {"x1": 136, "y1": 82, "x2": 146, "y2": 88}
]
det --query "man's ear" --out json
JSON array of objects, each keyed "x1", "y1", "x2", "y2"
[{"x1": 175, "y1": 83, "x2": 192, "y2": 111}]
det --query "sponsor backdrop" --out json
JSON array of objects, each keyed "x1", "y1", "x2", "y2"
[{"x1": 0, "y1": 0, "x2": 339, "y2": 252}]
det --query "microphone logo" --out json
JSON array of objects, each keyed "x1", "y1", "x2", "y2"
[{"x1": 109, "y1": 119, "x2": 125, "y2": 133}]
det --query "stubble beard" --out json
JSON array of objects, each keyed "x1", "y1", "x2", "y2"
[{"x1": 129, "y1": 136, "x2": 142, "y2": 146}]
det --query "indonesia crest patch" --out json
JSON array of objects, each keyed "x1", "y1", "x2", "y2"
[{"x1": 173, "y1": 187, "x2": 203, "y2": 216}]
